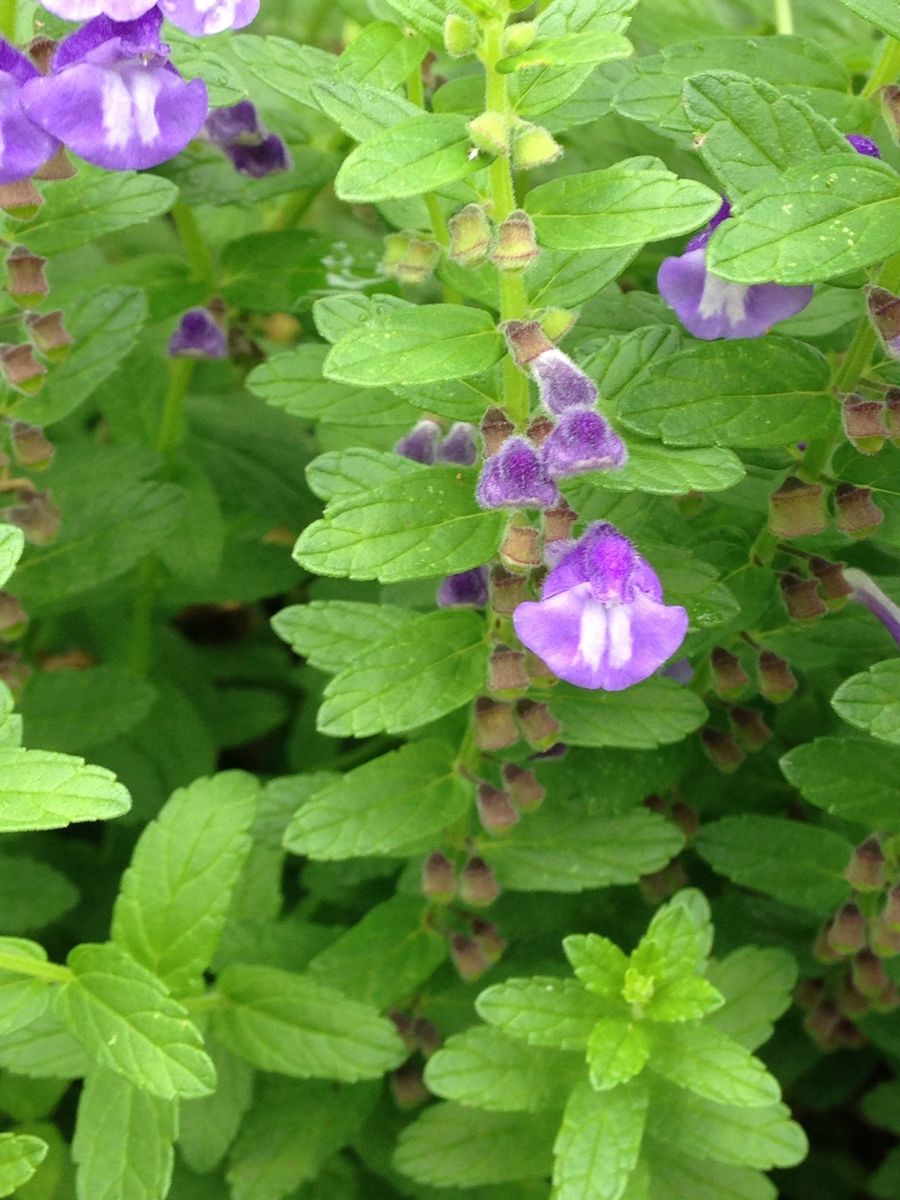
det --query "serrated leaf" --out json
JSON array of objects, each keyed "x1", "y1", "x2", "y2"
[
  {"x1": 780, "y1": 737, "x2": 900, "y2": 827},
  {"x1": 211, "y1": 965, "x2": 405, "y2": 1082},
  {"x1": 648, "y1": 1022, "x2": 781, "y2": 1108},
  {"x1": 0, "y1": 525, "x2": 24, "y2": 588},
  {"x1": 54, "y1": 943, "x2": 215, "y2": 1101},
  {"x1": 425, "y1": 1026, "x2": 581, "y2": 1112},
  {"x1": 294, "y1": 467, "x2": 504, "y2": 583},
  {"x1": 305, "y1": 449, "x2": 419, "y2": 502},
  {"x1": 72, "y1": 1068, "x2": 176, "y2": 1200},
  {"x1": 232, "y1": 35, "x2": 337, "y2": 108},
  {"x1": 584, "y1": 442, "x2": 745, "y2": 495},
  {"x1": 179, "y1": 1040, "x2": 253, "y2": 1176},
  {"x1": 313, "y1": 77, "x2": 420, "y2": 141},
  {"x1": 563, "y1": 934, "x2": 628, "y2": 998},
  {"x1": 19, "y1": 667, "x2": 156, "y2": 755},
  {"x1": 695, "y1": 815, "x2": 852, "y2": 912},
  {"x1": 272, "y1": 600, "x2": 418, "y2": 674},
  {"x1": 834, "y1": 0, "x2": 900, "y2": 36},
  {"x1": 643, "y1": 1138, "x2": 777, "y2": 1200},
  {"x1": 553, "y1": 1078, "x2": 647, "y2": 1200},
  {"x1": 832, "y1": 660, "x2": 900, "y2": 746},
  {"x1": 0, "y1": 1132, "x2": 47, "y2": 1198},
  {"x1": 476, "y1": 976, "x2": 610, "y2": 1050},
  {"x1": 499, "y1": 29, "x2": 632, "y2": 71},
  {"x1": 0, "y1": 748, "x2": 130, "y2": 832},
  {"x1": 283, "y1": 740, "x2": 469, "y2": 860},
  {"x1": 646, "y1": 977, "x2": 724, "y2": 1023},
  {"x1": 0, "y1": 1008, "x2": 89, "y2": 1079},
  {"x1": 0, "y1": 938, "x2": 52, "y2": 1037},
  {"x1": 529, "y1": 246, "x2": 642, "y2": 309},
  {"x1": 706, "y1": 947, "x2": 796, "y2": 1051},
  {"x1": 587, "y1": 1017, "x2": 650, "y2": 1090},
  {"x1": 550, "y1": 678, "x2": 707, "y2": 749},
  {"x1": 631, "y1": 900, "x2": 710, "y2": 987},
  {"x1": 112, "y1": 771, "x2": 258, "y2": 995},
  {"x1": 336, "y1": 114, "x2": 481, "y2": 202},
  {"x1": 338, "y1": 19, "x2": 428, "y2": 87}
]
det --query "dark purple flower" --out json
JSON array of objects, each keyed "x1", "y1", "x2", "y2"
[
  {"x1": 513, "y1": 522, "x2": 688, "y2": 691},
  {"x1": 541, "y1": 408, "x2": 628, "y2": 479},
  {"x1": 225, "y1": 134, "x2": 290, "y2": 178},
  {"x1": 21, "y1": 10, "x2": 208, "y2": 171},
  {"x1": 531, "y1": 348, "x2": 598, "y2": 414},
  {"x1": 844, "y1": 568, "x2": 900, "y2": 647},
  {"x1": 394, "y1": 419, "x2": 440, "y2": 464},
  {"x1": 39, "y1": 0, "x2": 259, "y2": 35},
  {"x1": 437, "y1": 566, "x2": 489, "y2": 608},
  {"x1": 476, "y1": 436, "x2": 559, "y2": 510},
  {"x1": 658, "y1": 197, "x2": 813, "y2": 340},
  {"x1": 436, "y1": 422, "x2": 477, "y2": 466},
  {"x1": 846, "y1": 133, "x2": 881, "y2": 159},
  {"x1": 206, "y1": 100, "x2": 260, "y2": 144},
  {"x1": 168, "y1": 307, "x2": 227, "y2": 358},
  {"x1": 0, "y1": 42, "x2": 59, "y2": 184}
]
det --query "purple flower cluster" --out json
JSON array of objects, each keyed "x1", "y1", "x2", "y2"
[{"x1": 206, "y1": 100, "x2": 291, "y2": 178}]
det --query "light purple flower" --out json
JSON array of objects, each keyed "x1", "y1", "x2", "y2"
[
  {"x1": 658, "y1": 198, "x2": 814, "y2": 340},
  {"x1": 0, "y1": 42, "x2": 59, "y2": 184},
  {"x1": 531, "y1": 348, "x2": 598, "y2": 414},
  {"x1": 541, "y1": 408, "x2": 628, "y2": 479},
  {"x1": 168, "y1": 307, "x2": 227, "y2": 357},
  {"x1": 436, "y1": 422, "x2": 477, "y2": 466},
  {"x1": 39, "y1": 0, "x2": 259, "y2": 36},
  {"x1": 846, "y1": 133, "x2": 881, "y2": 159},
  {"x1": 395, "y1": 419, "x2": 441, "y2": 464},
  {"x1": 437, "y1": 566, "x2": 489, "y2": 608},
  {"x1": 513, "y1": 522, "x2": 688, "y2": 691},
  {"x1": 476, "y1": 436, "x2": 559, "y2": 510},
  {"x1": 21, "y1": 10, "x2": 208, "y2": 171},
  {"x1": 844, "y1": 568, "x2": 900, "y2": 647}
]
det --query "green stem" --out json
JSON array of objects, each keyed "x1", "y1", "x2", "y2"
[
  {"x1": 773, "y1": 0, "x2": 793, "y2": 34},
  {"x1": 183, "y1": 991, "x2": 225, "y2": 1014},
  {"x1": 863, "y1": 35, "x2": 900, "y2": 98},
  {"x1": 157, "y1": 357, "x2": 194, "y2": 461},
  {"x1": 171, "y1": 203, "x2": 215, "y2": 285},
  {"x1": 0, "y1": 952, "x2": 70, "y2": 984}
]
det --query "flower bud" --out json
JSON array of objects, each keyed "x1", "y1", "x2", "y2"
[
  {"x1": 168, "y1": 308, "x2": 227, "y2": 359},
  {"x1": 780, "y1": 572, "x2": 827, "y2": 621},
  {"x1": 478, "y1": 436, "x2": 559, "y2": 510},
  {"x1": 768, "y1": 476, "x2": 828, "y2": 538},
  {"x1": 5, "y1": 247, "x2": 49, "y2": 308},
  {"x1": 467, "y1": 110, "x2": 510, "y2": 156},
  {"x1": 524, "y1": 650, "x2": 557, "y2": 689},
  {"x1": 436, "y1": 423, "x2": 478, "y2": 466},
  {"x1": 443, "y1": 11, "x2": 477, "y2": 56},
  {"x1": 489, "y1": 565, "x2": 528, "y2": 614},
  {"x1": 474, "y1": 696, "x2": 519, "y2": 751},
  {"x1": 539, "y1": 307, "x2": 576, "y2": 342},
  {"x1": 885, "y1": 387, "x2": 900, "y2": 445},
  {"x1": 852, "y1": 948, "x2": 890, "y2": 998},
  {"x1": 25, "y1": 311, "x2": 71, "y2": 362},
  {"x1": 491, "y1": 210, "x2": 540, "y2": 272},
  {"x1": 511, "y1": 121, "x2": 563, "y2": 171},
  {"x1": 390, "y1": 1010, "x2": 417, "y2": 1052},
  {"x1": 835, "y1": 483, "x2": 883, "y2": 538},
  {"x1": 476, "y1": 781, "x2": 519, "y2": 834},
  {"x1": 710, "y1": 646, "x2": 750, "y2": 700},
  {"x1": 530, "y1": 741, "x2": 567, "y2": 760},
  {"x1": 0, "y1": 344, "x2": 45, "y2": 395},
  {"x1": 845, "y1": 836, "x2": 886, "y2": 893},
  {"x1": 501, "y1": 762, "x2": 545, "y2": 812},
  {"x1": 381, "y1": 231, "x2": 441, "y2": 287},
  {"x1": 9, "y1": 422, "x2": 54, "y2": 469},
  {"x1": 794, "y1": 977, "x2": 826, "y2": 1011},
  {"x1": 700, "y1": 727, "x2": 744, "y2": 773},
  {"x1": 803, "y1": 998, "x2": 840, "y2": 1047},
  {"x1": 500, "y1": 522, "x2": 541, "y2": 572},
  {"x1": 390, "y1": 1062, "x2": 429, "y2": 1109},
  {"x1": 639, "y1": 860, "x2": 688, "y2": 903},
  {"x1": 836, "y1": 974, "x2": 869, "y2": 1017},
  {"x1": 226, "y1": 134, "x2": 291, "y2": 178},
  {"x1": 437, "y1": 566, "x2": 489, "y2": 609},
  {"x1": 488, "y1": 646, "x2": 530, "y2": 697},
  {"x1": 0, "y1": 593, "x2": 27, "y2": 640},
  {"x1": 526, "y1": 415, "x2": 554, "y2": 448},
  {"x1": 480, "y1": 406, "x2": 515, "y2": 458},
  {"x1": 502, "y1": 318, "x2": 553, "y2": 366},
  {"x1": 729, "y1": 705, "x2": 772, "y2": 752},
  {"x1": 882, "y1": 883, "x2": 900, "y2": 930},
  {"x1": 866, "y1": 284, "x2": 900, "y2": 359},
  {"x1": 827, "y1": 902, "x2": 867, "y2": 956},
  {"x1": 643, "y1": 794, "x2": 666, "y2": 815},
  {"x1": 412, "y1": 1017, "x2": 441, "y2": 1057},
  {"x1": 0, "y1": 180, "x2": 43, "y2": 221},
  {"x1": 515, "y1": 698, "x2": 560, "y2": 750},
  {"x1": 813, "y1": 919, "x2": 843, "y2": 965},
  {"x1": 421, "y1": 851, "x2": 456, "y2": 903},
  {"x1": 6, "y1": 490, "x2": 61, "y2": 546},
  {"x1": 470, "y1": 916, "x2": 506, "y2": 963},
  {"x1": 450, "y1": 932, "x2": 489, "y2": 981},
  {"x1": 33, "y1": 145, "x2": 76, "y2": 181},
  {"x1": 871, "y1": 983, "x2": 900, "y2": 1014},
  {"x1": 869, "y1": 916, "x2": 900, "y2": 958},
  {"x1": 0, "y1": 651, "x2": 29, "y2": 696},
  {"x1": 810, "y1": 556, "x2": 852, "y2": 608},
  {"x1": 503, "y1": 20, "x2": 536, "y2": 53},
  {"x1": 542, "y1": 503, "x2": 577, "y2": 545},
  {"x1": 460, "y1": 856, "x2": 501, "y2": 907},
  {"x1": 880, "y1": 83, "x2": 900, "y2": 145},
  {"x1": 448, "y1": 204, "x2": 493, "y2": 267},
  {"x1": 757, "y1": 650, "x2": 797, "y2": 703},
  {"x1": 833, "y1": 1017, "x2": 867, "y2": 1049},
  {"x1": 841, "y1": 393, "x2": 887, "y2": 454},
  {"x1": 395, "y1": 419, "x2": 441, "y2": 464},
  {"x1": 671, "y1": 800, "x2": 699, "y2": 838}
]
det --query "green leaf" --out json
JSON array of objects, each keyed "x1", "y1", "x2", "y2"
[
  {"x1": 112, "y1": 772, "x2": 258, "y2": 995},
  {"x1": 563, "y1": 934, "x2": 628, "y2": 999},
  {"x1": 294, "y1": 467, "x2": 504, "y2": 583},
  {"x1": 306, "y1": 896, "x2": 445, "y2": 1008},
  {"x1": 499, "y1": 30, "x2": 632, "y2": 71},
  {"x1": 219, "y1": 232, "x2": 329, "y2": 311},
  {"x1": 706, "y1": 947, "x2": 796, "y2": 1051},
  {"x1": 526, "y1": 157, "x2": 720, "y2": 249},
  {"x1": 54, "y1": 943, "x2": 215, "y2": 1101},
  {"x1": 0, "y1": 1008, "x2": 89, "y2": 1080},
  {"x1": 0, "y1": 748, "x2": 130, "y2": 832},
  {"x1": 583, "y1": 442, "x2": 745, "y2": 496},
  {"x1": 643, "y1": 1139, "x2": 777, "y2": 1200},
  {"x1": 335, "y1": 114, "x2": 481, "y2": 202},
  {"x1": 0, "y1": 1133, "x2": 47, "y2": 1198},
  {"x1": 553, "y1": 1078, "x2": 647, "y2": 1200},
  {"x1": 618, "y1": 338, "x2": 832, "y2": 448},
  {"x1": 480, "y1": 807, "x2": 684, "y2": 893},
  {"x1": 0, "y1": 854, "x2": 78, "y2": 935},
  {"x1": 13, "y1": 172, "x2": 177, "y2": 256},
  {"x1": 529, "y1": 247, "x2": 642, "y2": 309},
  {"x1": 283, "y1": 740, "x2": 469, "y2": 860},
  {"x1": 305, "y1": 449, "x2": 419, "y2": 502},
  {"x1": 313, "y1": 77, "x2": 420, "y2": 141},
  {"x1": 382, "y1": 0, "x2": 455, "y2": 43},
  {"x1": 708, "y1": 156, "x2": 900, "y2": 285},
  {"x1": 648, "y1": 1023, "x2": 781, "y2": 1108},
  {"x1": 317, "y1": 609, "x2": 488, "y2": 737},
  {"x1": 780, "y1": 737, "x2": 900, "y2": 827},
  {"x1": 19, "y1": 667, "x2": 156, "y2": 754},
  {"x1": 832, "y1": 659, "x2": 900, "y2": 746},
  {"x1": 72, "y1": 1068, "x2": 176, "y2": 1200},
  {"x1": 476, "y1": 976, "x2": 610, "y2": 1050},
  {"x1": 338, "y1": 20, "x2": 428, "y2": 88},
  {"x1": 587, "y1": 1017, "x2": 650, "y2": 1090},
  {"x1": 394, "y1": 1105, "x2": 556, "y2": 1187},
  {"x1": 211, "y1": 964, "x2": 405, "y2": 1082},
  {"x1": 550, "y1": 678, "x2": 707, "y2": 749},
  {"x1": 631, "y1": 898, "x2": 710, "y2": 987},
  {"x1": 695, "y1": 815, "x2": 852, "y2": 912},
  {"x1": 324, "y1": 303, "x2": 503, "y2": 386},
  {"x1": 272, "y1": 600, "x2": 418, "y2": 674},
  {"x1": 0, "y1": 525, "x2": 23, "y2": 589},
  {"x1": 232, "y1": 35, "x2": 337, "y2": 108},
  {"x1": 682, "y1": 71, "x2": 849, "y2": 199},
  {"x1": 0, "y1": 938, "x2": 52, "y2": 1037},
  {"x1": 179, "y1": 1041, "x2": 253, "y2": 1175},
  {"x1": 647, "y1": 977, "x2": 724, "y2": 1024},
  {"x1": 833, "y1": 0, "x2": 900, "y2": 37},
  {"x1": 424, "y1": 1026, "x2": 581, "y2": 1112}
]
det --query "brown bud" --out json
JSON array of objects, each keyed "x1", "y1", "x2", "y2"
[
  {"x1": 33, "y1": 146, "x2": 75, "y2": 181},
  {"x1": 502, "y1": 319, "x2": 553, "y2": 366},
  {"x1": 852, "y1": 948, "x2": 890, "y2": 998},
  {"x1": 489, "y1": 566, "x2": 528, "y2": 615},
  {"x1": 450, "y1": 932, "x2": 489, "y2": 981},
  {"x1": 639, "y1": 860, "x2": 688, "y2": 903},
  {"x1": 6, "y1": 490, "x2": 61, "y2": 545},
  {"x1": 882, "y1": 883, "x2": 900, "y2": 931},
  {"x1": 836, "y1": 974, "x2": 869, "y2": 1018},
  {"x1": 488, "y1": 646, "x2": 530, "y2": 697},
  {"x1": 0, "y1": 651, "x2": 30, "y2": 696},
  {"x1": 6, "y1": 246, "x2": 49, "y2": 307},
  {"x1": 842, "y1": 393, "x2": 887, "y2": 454},
  {"x1": 9, "y1": 422, "x2": 54, "y2": 469},
  {"x1": 779, "y1": 572, "x2": 827, "y2": 621},
  {"x1": 757, "y1": 650, "x2": 797, "y2": 703},
  {"x1": 381, "y1": 231, "x2": 441, "y2": 287},
  {"x1": 481, "y1": 405, "x2": 515, "y2": 458},
  {"x1": 709, "y1": 646, "x2": 749, "y2": 699},
  {"x1": 866, "y1": 284, "x2": 900, "y2": 360},
  {"x1": 833, "y1": 1017, "x2": 867, "y2": 1049},
  {"x1": 803, "y1": 997, "x2": 840, "y2": 1046},
  {"x1": 460, "y1": 856, "x2": 501, "y2": 907},
  {"x1": 794, "y1": 977, "x2": 826, "y2": 1011},
  {"x1": 542, "y1": 503, "x2": 577, "y2": 544},
  {"x1": 768, "y1": 476, "x2": 828, "y2": 538},
  {"x1": 526, "y1": 415, "x2": 554, "y2": 447},
  {"x1": 700, "y1": 727, "x2": 744, "y2": 774},
  {"x1": 881, "y1": 83, "x2": 900, "y2": 144},
  {"x1": 845, "y1": 836, "x2": 886, "y2": 893},
  {"x1": 470, "y1": 916, "x2": 506, "y2": 964},
  {"x1": 869, "y1": 916, "x2": 900, "y2": 959},
  {"x1": 810, "y1": 556, "x2": 852, "y2": 608},
  {"x1": 476, "y1": 781, "x2": 519, "y2": 834},
  {"x1": 835, "y1": 483, "x2": 883, "y2": 538},
  {"x1": 826, "y1": 902, "x2": 867, "y2": 956},
  {"x1": 0, "y1": 593, "x2": 27, "y2": 640},
  {"x1": 390, "y1": 1010, "x2": 417, "y2": 1052},
  {"x1": 448, "y1": 204, "x2": 492, "y2": 267},
  {"x1": 390, "y1": 1062, "x2": 429, "y2": 1109},
  {"x1": 729, "y1": 705, "x2": 772, "y2": 752},
  {"x1": 27, "y1": 36, "x2": 56, "y2": 74},
  {"x1": 515, "y1": 698, "x2": 560, "y2": 750},
  {"x1": 25, "y1": 311, "x2": 72, "y2": 362},
  {"x1": 421, "y1": 851, "x2": 456, "y2": 904},
  {"x1": 474, "y1": 696, "x2": 519, "y2": 751},
  {"x1": 643, "y1": 794, "x2": 667, "y2": 815},
  {"x1": 501, "y1": 763, "x2": 545, "y2": 812},
  {"x1": 500, "y1": 523, "x2": 541, "y2": 572},
  {"x1": 813, "y1": 919, "x2": 844, "y2": 966},
  {"x1": 886, "y1": 387, "x2": 900, "y2": 445},
  {"x1": 412, "y1": 1017, "x2": 442, "y2": 1058},
  {"x1": 871, "y1": 982, "x2": 900, "y2": 1014},
  {"x1": 0, "y1": 180, "x2": 43, "y2": 220},
  {"x1": 490, "y1": 210, "x2": 539, "y2": 271},
  {"x1": 0, "y1": 344, "x2": 46, "y2": 395},
  {"x1": 671, "y1": 800, "x2": 699, "y2": 839}
]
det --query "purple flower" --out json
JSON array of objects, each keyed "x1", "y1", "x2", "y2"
[
  {"x1": 658, "y1": 198, "x2": 814, "y2": 340},
  {"x1": 531, "y1": 349, "x2": 598, "y2": 414},
  {"x1": 206, "y1": 100, "x2": 260, "y2": 143},
  {"x1": 21, "y1": 10, "x2": 208, "y2": 171},
  {"x1": 846, "y1": 133, "x2": 881, "y2": 159},
  {"x1": 39, "y1": 0, "x2": 259, "y2": 36},
  {"x1": 541, "y1": 408, "x2": 628, "y2": 479},
  {"x1": 436, "y1": 422, "x2": 477, "y2": 466},
  {"x1": 844, "y1": 568, "x2": 900, "y2": 647},
  {"x1": 476, "y1": 436, "x2": 559, "y2": 510},
  {"x1": 0, "y1": 42, "x2": 59, "y2": 184},
  {"x1": 395, "y1": 419, "x2": 441, "y2": 464},
  {"x1": 513, "y1": 523, "x2": 689, "y2": 691},
  {"x1": 437, "y1": 566, "x2": 489, "y2": 608},
  {"x1": 206, "y1": 100, "x2": 291, "y2": 178},
  {"x1": 224, "y1": 134, "x2": 290, "y2": 178},
  {"x1": 168, "y1": 307, "x2": 226, "y2": 357}
]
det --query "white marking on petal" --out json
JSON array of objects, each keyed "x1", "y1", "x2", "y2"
[
  {"x1": 698, "y1": 271, "x2": 749, "y2": 327},
  {"x1": 607, "y1": 604, "x2": 633, "y2": 669},
  {"x1": 101, "y1": 72, "x2": 134, "y2": 151},
  {"x1": 128, "y1": 69, "x2": 162, "y2": 146},
  {"x1": 577, "y1": 599, "x2": 608, "y2": 671}
]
